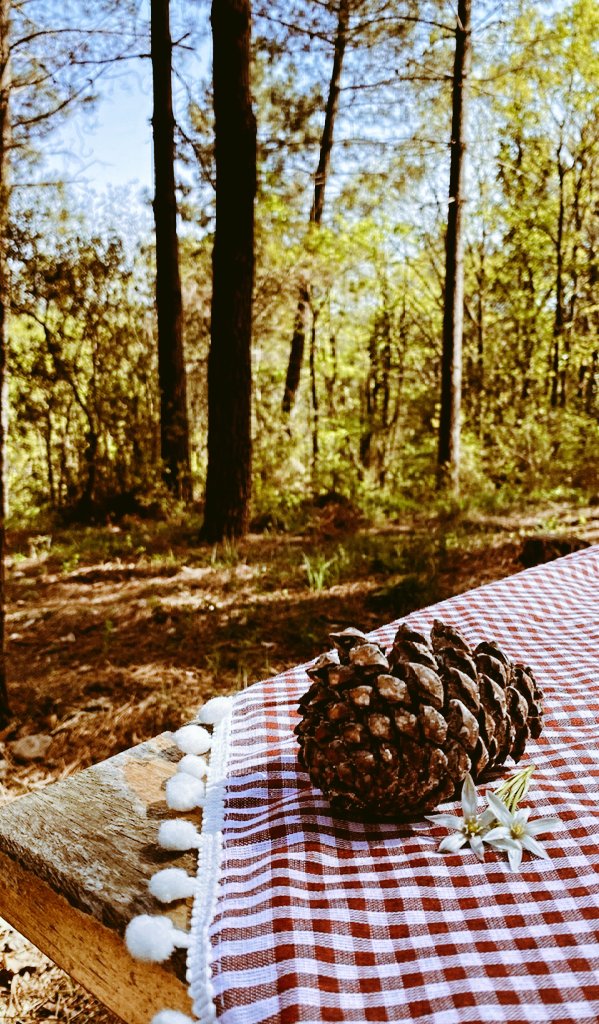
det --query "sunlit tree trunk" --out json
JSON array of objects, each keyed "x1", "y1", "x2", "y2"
[
  {"x1": 151, "y1": 0, "x2": 191, "y2": 500},
  {"x1": 438, "y1": 0, "x2": 471, "y2": 492},
  {"x1": 203, "y1": 0, "x2": 256, "y2": 541},
  {"x1": 552, "y1": 140, "x2": 566, "y2": 409},
  {"x1": 0, "y1": 0, "x2": 9, "y2": 725},
  {"x1": 282, "y1": 0, "x2": 350, "y2": 414},
  {"x1": 309, "y1": 304, "x2": 319, "y2": 479}
]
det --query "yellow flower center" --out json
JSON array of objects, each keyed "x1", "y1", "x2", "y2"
[
  {"x1": 511, "y1": 822, "x2": 525, "y2": 839},
  {"x1": 464, "y1": 817, "x2": 481, "y2": 836}
]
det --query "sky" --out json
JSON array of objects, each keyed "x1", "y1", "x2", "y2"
[{"x1": 49, "y1": 72, "x2": 154, "y2": 197}]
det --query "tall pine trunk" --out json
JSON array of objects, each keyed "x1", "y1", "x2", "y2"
[
  {"x1": 0, "y1": 0, "x2": 9, "y2": 726},
  {"x1": 282, "y1": 0, "x2": 350, "y2": 414},
  {"x1": 552, "y1": 141, "x2": 566, "y2": 409},
  {"x1": 151, "y1": 0, "x2": 191, "y2": 500},
  {"x1": 438, "y1": 0, "x2": 471, "y2": 492},
  {"x1": 203, "y1": 0, "x2": 256, "y2": 541}
]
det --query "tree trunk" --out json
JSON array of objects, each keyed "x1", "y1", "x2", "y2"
[
  {"x1": 151, "y1": 0, "x2": 191, "y2": 500},
  {"x1": 44, "y1": 411, "x2": 56, "y2": 508},
  {"x1": 0, "y1": 0, "x2": 9, "y2": 726},
  {"x1": 309, "y1": 305, "x2": 319, "y2": 479},
  {"x1": 437, "y1": 0, "x2": 471, "y2": 492},
  {"x1": 282, "y1": 281, "x2": 309, "y2": 414},
  {"x1": 475, "y1": 230, "x2": 485, "y2": 435},
  {"x1": 203, "y1": 0, "x2": 256, "y2": 542},
  {"x1": 551, "y1": 141, "x2": 566, "y2": 409},
  {"x1": 281, "y1": 0, "x2": 350, "y2": 413}
]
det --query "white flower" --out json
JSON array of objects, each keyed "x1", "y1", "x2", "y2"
[
  {"x1": 426, "y1": 773, "x2": 495, "y2": 861},
  {"x1": 483, "y1": 790, "x2": 561, "y2": 871}
]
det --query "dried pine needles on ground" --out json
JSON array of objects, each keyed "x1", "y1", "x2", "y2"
[{"x1": 0, "y1": 918, "x2": 120, "y2": 1024}]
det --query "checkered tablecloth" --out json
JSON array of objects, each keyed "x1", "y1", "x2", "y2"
[{"x1": 193, "y1": 546, "x2": 599, "y2": 1023}]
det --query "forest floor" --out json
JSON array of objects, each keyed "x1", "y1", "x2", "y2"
[{"x1": 1, "y1": 496, "x2": 598, "y2": 1023}]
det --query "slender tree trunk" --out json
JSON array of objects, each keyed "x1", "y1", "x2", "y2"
[
  {"x1": 309, "y1": 305, "x2": 319, "y2": 479},
  {"x1": 475, "y1": 230, "x2": 485, "y2": 435},
  {"x1": 282, "y1": 281, "x2": 309, "y2": 414},
  {"x1": 203, "y1": 0, "x2": 256, "y2": 541},
  {"x1": 45, "y1": 412, "x2": 56, "y2": 508},
  {"x1": 437, "y1": 0, "x2": 471, "y2": 492},
  {"x1": 587, "y1": 350, "x2": 598, "y2": 413},
  {"x1": 281, "y1": 0, "x2": 350, "y2": 414},
  {"x1": 151, "y1": 0, "x2": 191, "y2": 500},
  {"x1": 552, "y1": 142, "x2": 565, "y2": 409},
  {"x1": 568, "y1": 156, "x2": 584, "y2": 407},
  {"x1": 0, "y1": 0, "x2": 9, "y2": 726}
]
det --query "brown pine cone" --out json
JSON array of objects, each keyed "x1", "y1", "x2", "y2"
[{"x1": 295, "y1": 620, "x2": 543, "y2": 818}]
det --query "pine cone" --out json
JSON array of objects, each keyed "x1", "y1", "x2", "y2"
[{"x1": 295, "y1": 620, "x2": 543, "y2": 818}]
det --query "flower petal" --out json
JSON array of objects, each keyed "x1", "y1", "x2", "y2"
[
  {"x1": 479, "y1": 807, "x2": 496, "y2": 830},
  {"x1": 460, "y1": 773, "x2": 479, "y2": 820},
  {"x1": 521, "y1": 834, "x2": 550, "y2": 860},
  {"x1": 483, "y1": 825, "x2": 511, "y2": 842},
  {"x1": 439, "y1": 833, "x2": 468, "y2": 854},
  {"x1": 525, "y1": 816, "x2": 562, "y2": 836},
  {"x1": 486, "y1": 791, "x2": 514, "y2": 826},
  {"x1": 490, "y1": 836, "x2": 523, "y2": 871},
  {"x1": 506, "y1": 842, "x2": 523, "y2": 872},
  {"x1": 426, "y1": 814, "x2": 464, "y2": 830},
  {"x1": 469, "y1": 835, "x2": 486, "y2": 861}
]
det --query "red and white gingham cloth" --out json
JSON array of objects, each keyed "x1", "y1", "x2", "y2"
[{"x1": 194, "y1": 546, "x2": 599, "y2": 1023}]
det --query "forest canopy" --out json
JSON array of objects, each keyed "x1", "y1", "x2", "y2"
[{"x1": 4, "y1": 0, "x2": 599, "y2": 527}]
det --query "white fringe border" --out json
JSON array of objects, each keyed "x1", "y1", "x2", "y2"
[{"x1": 187, "y1": 701, "x2": 233, "y2": 1022}]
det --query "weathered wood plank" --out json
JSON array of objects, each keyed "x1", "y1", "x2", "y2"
[{"x1": 0, "y1": 732, "x2": 198, "y2": 1023}]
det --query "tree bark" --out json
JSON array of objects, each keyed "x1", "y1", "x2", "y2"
[
  {"x1": 475, "y1": 229, "x2": 485, "y2": 434},
  {"x1": 282, "y1": 281, "x2": 309, "y2": 414},
  {"x1": 437, "y1": 0, "x2": 471, "y2": 492},
  {"x1": 203, "y1": 0, "x2": 256, "y2": 542},
  {"x1": 309, "y1": 305, "x2": 319, "y2": 479},
  {"x1": 281, "y1": 0, "x2": 350, "y2": 414},
  {"x1": 151, "y1": 0, "x2": 191, "y2": 500},
  {"x1": 0, "y1": 0, "x2": 9, "y2": 725},
  {"x1": 552, "y1": 142, "x2": 566, "y2": 409}
]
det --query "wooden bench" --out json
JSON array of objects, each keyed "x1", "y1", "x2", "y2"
[{"x1": 0, "y1": 733, "x2": 196, "y2": 1024}]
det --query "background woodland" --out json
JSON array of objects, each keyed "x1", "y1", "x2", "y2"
[{"x1": 4, "y1": 0, "x2": 598, "y2": 532}]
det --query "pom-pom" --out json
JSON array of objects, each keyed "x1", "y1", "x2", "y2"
[
  {"x1": 177, "y1": 754, "x2": 207, "y2": 780},
  {"x1": 158, "y1": 819, "x2": 200, "y2": 851},
  {"x1": 151, "y1": 1010, "x2": 196, "y2": 1024},
  {"x1": 174, "y1": 725, "x2": 211, "y2": 756},
  {"x1": 166, "y1": 774, "x2": 205, "y2": 812},
  {"x1": 198, "y1": 696, "x2": 231, "y2": 725},
  {"x1": 149, "y1": 868, "x2": 196, "y2": 903},
  {"x1": 125, "y1": 915, "x2": 189, "y2": 963}
]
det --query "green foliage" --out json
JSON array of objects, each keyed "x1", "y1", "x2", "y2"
[
  {"x1": 5, "y1": 1, "x2": 598, "y2": 528},
  {"x1": 8, "y1": 190, "x2": 161, "y2": 518},
  {"x1": 302, "y1": 551, "x2": 337, "y2": 591}
]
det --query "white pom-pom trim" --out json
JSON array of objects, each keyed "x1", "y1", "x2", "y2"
[
  {"x1": 177, "y1": 754, "x2": 208, "y2": 780},
  {"x1": 125, "y1": 915, "x2": 190, "y2": 963},
  {"x1": 166, "y1": 774, "x2": 205, "y2": 812},
  {"x1": 149, "y1": 868, "x2": 196, "y2": 903},
  {"x1": 197, "y1": 696, "x2": 231, "y2": 725},
  {"x1": 126, "y1": 699, "x2": 232, "y2": 1023},
  {"x1": 174, "y1": 725, "x2": 211, "y2": 756},
  {"x1": 158, "y1": 819, "x2": 200, "y2": 851},
  {"x1": 151, "y1": 1010, "x2": 196, "y2": 1024}
]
